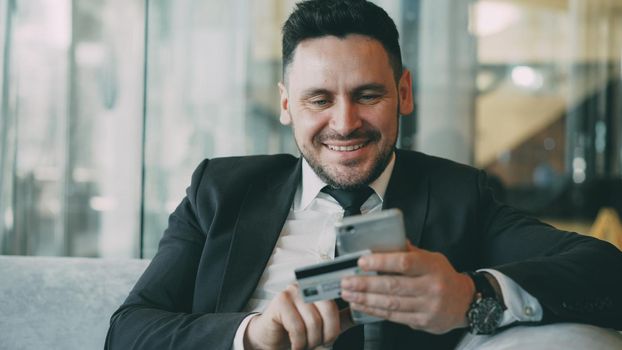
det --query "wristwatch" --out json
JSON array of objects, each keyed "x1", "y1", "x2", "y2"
[{"x1": 465, "y1": 271, "x2": 506, "y2": 335}]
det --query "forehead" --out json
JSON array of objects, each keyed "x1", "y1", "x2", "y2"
[{"x1": 285, "y1": 34, "x2": 394, "y2": 90}]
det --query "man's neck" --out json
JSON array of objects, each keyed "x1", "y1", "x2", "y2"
[{"x1": 297, "y1": 152, "x2": 396, "y2": 211}]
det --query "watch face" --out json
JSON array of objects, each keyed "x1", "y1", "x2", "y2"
[{"x1": 468, "y1": 297, "x2": 504, "y2": 334}]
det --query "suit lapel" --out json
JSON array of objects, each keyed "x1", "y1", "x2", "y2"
[
  {"x1": 378, "y1": 150, "x2": 430, "y2": 350},
  {"x1": 383, "y1": 150, "x2": 429, "y2": 247},
  {"x1": 216, "y1": 158, "x2": 302, "y2": 312}
]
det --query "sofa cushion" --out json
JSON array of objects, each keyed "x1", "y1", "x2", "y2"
[
  {"x1": 457, "y1": 323, "x2": 622, "y2": 349},
  {"x1": 0, "y1": 256, "x2": 148, "y2": 350}
]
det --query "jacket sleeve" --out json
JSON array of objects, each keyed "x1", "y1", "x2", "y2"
[
  {"x1": 105, "y1": 159, "x2": 249, "y2": 349},
  {"x1": 476, "y1": 170, "x2": 622, "y2": 329}
]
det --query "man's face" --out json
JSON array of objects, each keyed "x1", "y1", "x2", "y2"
[{"x1": 279, "y1": 34, "x2": 413, "y2": 189}]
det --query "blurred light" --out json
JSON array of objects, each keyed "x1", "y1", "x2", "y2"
[
  {"x1": 572, "y1": 157, "x2": 586, "y2": 184},
  {"x1": 43, "y1": 199, "x2": 61, "y2": 216},
  {"x1": 75, "y1": 42, "x2": 106, "y2": 67},
  {"x1": 471, "y1": 1, "x2": 521, "y2": 37},
  {"x1": 47, "y1": 0, "x2": 72, "y2": 49},
  {"x1": 511, "y1": 66, "x2": 543, "y2": 89},
  {"x1": 34, "y1": 166, "x2": 60, "y2": 182},
  {"x1": 573, "y1": 170, "x2": 586, "y2": 184},
  {"x1": 4, "y1": 208, "x2": 13, "y2": 230},
  {"x1": 16, "y1": 0, "x2": 71, "y2": 49},
  {"x1": 572, "y1": 157, "x2": 586, "y2": 171},
  {"x1": 595, "y1": 121, "x2": 606, "y2": 153},
  {"x1": 543, "y1": 137, "x2": 556, "y2": 151},
  {"x1": 90, "y1": 196, "x2": 117, "y2": 212},
  {"x1": 533, "y1": 163, "x2": 554, "y2": 187},
  {"x1": 73, "y1": 167, "x2": 93, "y2": 183},
  {"x1": 499, "y1": 151, "x2": 511, "y2": 164}
]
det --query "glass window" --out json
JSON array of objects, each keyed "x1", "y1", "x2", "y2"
[
  {"x1": 141, "y1": 0, "x2": 407, "y2": 257},
  {"x1": 0, "y1": 0, "x2": 144, "y2": 257},
  {"x1": 2, "y1": 0, "x2": 620, "y2": 257},
  {"x1": 471, "y1": 0, "x2": 622, "y2": 231},
  {"x1": 142, "y1": 0, "x2": 290, "y2": 257}
]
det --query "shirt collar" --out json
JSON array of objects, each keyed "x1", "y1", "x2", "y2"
[{"x1": 297, "y1": 152, "x2": 396, "y2": 211}]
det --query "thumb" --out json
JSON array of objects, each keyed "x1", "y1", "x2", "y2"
[{"x1": 406, "y1": 240, "x2": 419, "y2": 252}]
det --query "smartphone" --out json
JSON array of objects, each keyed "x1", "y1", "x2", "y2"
[
  {"x1": 335, "y1": 208, "x2": 407, "y2": 255},
  {"x1": 335, "y1": 208, "x2": 407, "y2": 324}
]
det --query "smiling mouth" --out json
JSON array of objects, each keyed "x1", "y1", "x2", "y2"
[{"x1": 325, "y1": 142, "x2": 368, "y2": 152}]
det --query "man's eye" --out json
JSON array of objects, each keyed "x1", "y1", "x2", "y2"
[
  {"x1": 358, "y1": 95, "x2": 381, "y2": 103},
  {"x1": 311, "y1": 99, "x2": 329, "y2": 106}
]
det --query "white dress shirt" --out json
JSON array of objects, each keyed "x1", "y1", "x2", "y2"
[{"x1": 233, "y1": 154, "x2": 542, "y2": 349}]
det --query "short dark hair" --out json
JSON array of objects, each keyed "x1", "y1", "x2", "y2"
[{"x1": 282, "y1": 0, "x2": 403, "y2": 82}]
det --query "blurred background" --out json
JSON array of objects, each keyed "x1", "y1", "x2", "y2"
[{"x1": 0, "y1": 0, "x2": 620, "y2": 259}]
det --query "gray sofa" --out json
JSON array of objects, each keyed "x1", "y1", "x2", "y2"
[
  {"x1": 0, "y1": 256, "x2": 148, "y2": 350},
  {"x1": 1, "y1": 255, "x2": 621, "y2": 350}
]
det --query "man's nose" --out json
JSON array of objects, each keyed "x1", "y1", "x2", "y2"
[{"x1": 329, "y1": 100, "x2": 362, "y2": 136}]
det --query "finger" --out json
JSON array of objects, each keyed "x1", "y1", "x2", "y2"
[
  {"x1": 276, "y1": 290, "x2": 308, "y2": 350},
  {"x1": 358, "y1": 251, "x2": 428, "y2": 275},
  {"x1": 314, "y1": 300, "x2": 341, "y2": 344},
  {"x1": 290, "y1": 287, "x2": 324, "y2": 348},
  {"x1": 340, "y1": 290, "x2": 422, "y2": 313},
  {"x1": 342, "y1": 274, "x2": 426, "y2": 295},
  {"x1": 406, "y1": 241, "x2": 420, "y2": 252}
]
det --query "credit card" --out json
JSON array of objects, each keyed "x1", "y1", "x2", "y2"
[
  {"x1": 295, "y1": 249, "x2": 383, "y2": 324},
  {"x1": 294, "y1": 250, "x2": 375, "y2": 303}
]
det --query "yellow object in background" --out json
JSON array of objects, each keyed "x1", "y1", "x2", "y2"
[{"x1": 590, "y1": 208, "x2": 622, "y2": 251}]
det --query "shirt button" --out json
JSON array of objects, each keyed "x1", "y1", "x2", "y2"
[
  {"x1": 320, "y1": 253, "x2": 331, "y2": 261},
  {"x1": 524, "y1": 306, "x2": 534, "y2": 316}
]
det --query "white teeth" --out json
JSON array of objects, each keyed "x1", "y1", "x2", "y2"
[{"x1": 327, "y1": 143, "x2": 365, "y2": 152}]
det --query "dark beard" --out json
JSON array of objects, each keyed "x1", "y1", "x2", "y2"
[
  {"x1": 308, "y1": 144, "x2": 394, "y2": 190},
  {"x1": 301, "y1": 124, "x2": 396, "y2": 190},
  {"x1": 290, "y1": 108, "x2": 400, "y2": 190}
]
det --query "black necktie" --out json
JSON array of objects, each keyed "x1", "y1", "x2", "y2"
[
  {"x1": 321, "y1": 186, "x2": 374, "y2": 217},
  {"x1": 321, "y1": 185, "x2": 374, "y2": 258},
  {"x1": 321, "y1": 185, "x2": 380, "y2": 350}
]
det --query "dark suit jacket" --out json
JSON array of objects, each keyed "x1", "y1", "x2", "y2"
[{"x1": 106, "y1": 150, "x2": 622, "y2": 349}]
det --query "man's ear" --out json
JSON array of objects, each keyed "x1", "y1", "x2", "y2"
[
  {"x1": 398, "y1": 68, "x2": 414, "y2": 116},
  {"x1": 278, "y1": 82, "x2": 292, "y2": 125}
]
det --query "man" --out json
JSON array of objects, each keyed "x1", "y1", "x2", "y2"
[{"x1": 106, "y1": 0, "x2": 622, "y2": 349}]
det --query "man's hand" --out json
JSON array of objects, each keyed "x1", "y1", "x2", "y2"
[
  {"x1": 244, "y1": 284, "x2": 350, "y2": 350},
  {"x1": 340, "y1": 243, "x2": 475, "y2": 334}
]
